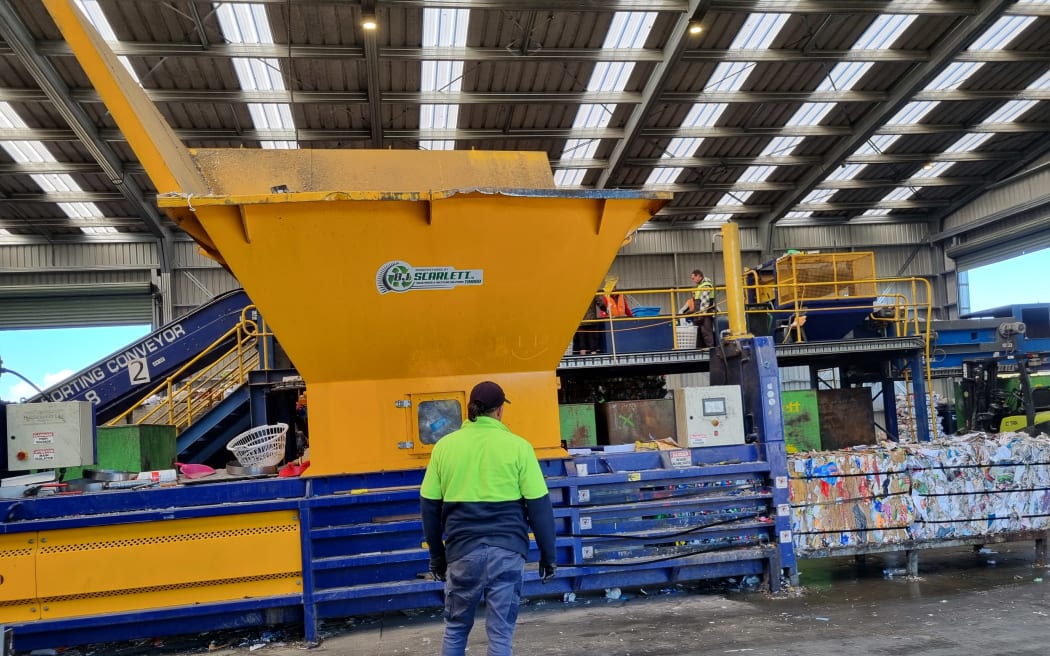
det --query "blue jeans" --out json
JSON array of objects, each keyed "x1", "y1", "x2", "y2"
[{"x1": 442, "y1": 545, "x2": 525, "y2": 656}]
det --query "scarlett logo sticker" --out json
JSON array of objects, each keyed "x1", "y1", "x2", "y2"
[{"x1": 375, "y1": 260, "x2": 484, "y2": 294}]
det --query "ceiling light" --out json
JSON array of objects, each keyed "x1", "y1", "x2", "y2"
[
  {"x1": 688, "y1": 22, "x2": 703, "y2": 35},
  {"x1": 362, "y1": 15, "x2": 378, "y2": 31},
  {"x1": 922, "y1": 162, "x2": 934, "y2": 170}
]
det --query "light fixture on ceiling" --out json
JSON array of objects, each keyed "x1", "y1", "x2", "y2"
[
  {"x1": 688, "y1": 22, "x2": 703, "y2": 35},
  {"x1": 362, "y1": 14, "x2": 378, "y2": 31},
  {"x1": 922, "y1": 162, "x2": 934, "y2": 170}
]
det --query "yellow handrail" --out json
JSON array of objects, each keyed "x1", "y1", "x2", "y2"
[
  {"x1": 575, "y1": 274, "x2": 937, "y2": 438},
  {"x1": 106, "y1": 307, "x2": 271, "y2": 431}
]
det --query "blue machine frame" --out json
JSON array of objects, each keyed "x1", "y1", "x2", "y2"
[
  {"x1": 1, "y1": 336, "x2": 795, "y2": 652},
  {"x1": 931, "y1": 304, "x2": 1050, "y2": 373}
]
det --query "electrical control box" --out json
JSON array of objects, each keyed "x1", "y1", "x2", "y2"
[
  {"x1": 673, "y1": 385, "x2": 746, "y2": 447},
  {"x1": 6, "y1": 401, "x2": 96, "y2": 470}
]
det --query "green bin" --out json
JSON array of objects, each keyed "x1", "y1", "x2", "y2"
[
  {"x1": 96, "y1": 424, "x2": 177, "y2": 472},
  {"x1": 559, "y1": 404, "x2": 597, "y2": 448}
]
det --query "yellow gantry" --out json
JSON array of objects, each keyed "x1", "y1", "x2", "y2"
[{"x1": 45, "y1": 0, "x2": 670, "y2": 474}]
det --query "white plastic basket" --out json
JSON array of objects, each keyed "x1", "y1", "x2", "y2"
[
  {"x1": 675, "y1": 326, "x2": 697, "y2": 350},
  {"x1": 226, "y1": 423, "x2": 288, "y2": 467}
]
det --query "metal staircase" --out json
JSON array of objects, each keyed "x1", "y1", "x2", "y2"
[{"x1": 107, "y1": 306, "x2": 272, "y2": 462}]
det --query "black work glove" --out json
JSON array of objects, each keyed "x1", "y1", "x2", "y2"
[
  {"x1": 430, "y1": 556, "x2": 447, "y2": 582},
  {"x1": 539, "y1": 560, "x2": 557, "y2": 584}
]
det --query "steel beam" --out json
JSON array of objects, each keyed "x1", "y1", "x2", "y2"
[
  {"x1": 597, "y1": 0, "x2": 712, "y2": 189},
  {"x1": 0, "y1": 0, "x2": 173, "y2": 268},
  {"x1": 754, "y1": 0, "x2": 1018, "y2": 256},
  {"x1": 16, "y1": 41, "x2": 1050, "y2": 64}
]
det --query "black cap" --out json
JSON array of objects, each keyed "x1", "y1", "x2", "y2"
[{"x1": 469, "y1": 381, "x2": 510, "y2": 411}]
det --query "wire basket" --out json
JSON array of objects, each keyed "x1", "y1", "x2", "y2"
[{"x1": 226, "y1": 423, "x2": 288, "y2": 467}]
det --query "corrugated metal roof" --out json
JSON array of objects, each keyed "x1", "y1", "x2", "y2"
[{"x1": 0, "y1": 0, "x2": 1045, "y2": 246}]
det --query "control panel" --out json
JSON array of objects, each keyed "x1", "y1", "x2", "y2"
[
  {"x1": 673, "y1": 385, "x2": 746, "y2": 447},
  {"x1": 6, "y1": 401, "x2": 95, "y2": 470}
]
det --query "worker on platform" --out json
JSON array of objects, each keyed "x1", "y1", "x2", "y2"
[
  {"x1": 688, "y1": 269, "x2": 716, "y2": 349},
  {"x1": 602, "y1": 291, "x2": 633, "y2": 318},
  {"x1": 781, "y1": 313, "x2": 808, "y2": 344},
  {"x1": 420, "y1": 381, "x2": 557, "y2": 656},
  {"x1": 574, "y1": 293, "x2": 607, "y2": 355}
]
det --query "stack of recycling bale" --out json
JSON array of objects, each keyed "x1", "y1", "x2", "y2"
[{"x1": 789, "y1": 432, "x2": 1050, "y2": 551}]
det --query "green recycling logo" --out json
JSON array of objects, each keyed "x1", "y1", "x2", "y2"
[
  {"x1": 376, "y1": 260, "x2": 484, "y2": 295},
  {"x1": 376, "y1": 261, "x2": 416, "y2": 294}
]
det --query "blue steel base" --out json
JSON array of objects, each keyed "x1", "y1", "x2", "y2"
[{"x1": 2, "y1": 441, "x2": 795, "y2": 651}]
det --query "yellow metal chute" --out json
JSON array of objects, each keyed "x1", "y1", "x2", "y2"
[{"x1": 45, "y1": 0, "x2": 670, "y2": 475}]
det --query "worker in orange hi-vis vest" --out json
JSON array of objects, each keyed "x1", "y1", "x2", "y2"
[{"x1": 603, "y1": 292, "x2": 632, "y2": 318}]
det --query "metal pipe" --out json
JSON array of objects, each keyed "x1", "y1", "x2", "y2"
[{"x1": 721, "y1": 222, "x2": 749, "y2": 338}]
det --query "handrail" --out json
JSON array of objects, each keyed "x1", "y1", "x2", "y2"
[
  {"x1": 576, "y1": 274, "x2": 937, "y2": 438},
  {"x1": 106, "y1": 306, "x2": 270, "y2": 431}
]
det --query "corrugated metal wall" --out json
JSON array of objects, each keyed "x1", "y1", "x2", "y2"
[
  {"x1": 940, "y1": 156, "x2": 1050, "y2": 271},
  {"x1": 171, "y1": 242, "x2": 241, "y2": 318},
  {"x1": 608, "y1": 225, "x2": 941, "y2": 317},
  {"x1": 0, "y1": 243, "x2": 158, "y2": 329},
  {"x1": 0, "y1": 240, "x2": 238, "y2": 329},
  {"x1": 771, "y1": 222, "x2": 929, "y2": 252},
  {"x1": 0, "y1": 242, "x2": 157, "y2": 269}
]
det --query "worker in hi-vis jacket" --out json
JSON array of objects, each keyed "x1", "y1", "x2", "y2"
[{"x1": 420, "y1": 380, "x2": 557, "y2": 656}]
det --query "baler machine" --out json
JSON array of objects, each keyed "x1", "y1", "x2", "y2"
[{"x1": 0, "y1": 2, "x2": 797, "y2": 650}]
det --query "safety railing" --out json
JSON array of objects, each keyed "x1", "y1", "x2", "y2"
[
  {"x1": 571, "y1": 275, "x2": 936, "y2": 440},
  {"x1": 106, "y1": 306, "x2": 272, "y2": 433}
]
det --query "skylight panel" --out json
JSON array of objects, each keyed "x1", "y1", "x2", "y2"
[
  {"x1": 801, "y1": 189, "x2": 837, "y2": 204},
  {"x1": 883, "y1": 187, "x2": 914, "y2": 202},
  {"x1": 0, "y1": 99, "x2": 119, "y2": 236},
  {"x1": 814, "y1": 16, "x2": 913, "y2": 95},
  {"x1": 703, "y1": 15, "x2": 913, "y2": 214},
  {"x1": 855, "y1": 14, "x2": 915, "y2": 50},
  {"x1": 817, "y1": 62, "x2": 871, "y2": 92},
  {"x1": 986, "y1": 100, "x2": 1038, "y2": 124},
  {"x1": 605, "y1": 12, "x2": 656, "y2": 49},
  {"x1": 0, "y1": 229, "x2": 11, "y2": 236},
  {"x1": 910, "y1": 162, "x2": 952, "y2": 178},
  {"x1": 738, "y1": 166, "x2": 775, "y2": 184},
  {"x1": 645, "y1": 14, "x2": 789, "y2": 188},
  {"x1": 216, "y1": 3, "x2": 297, "y2": 149},
  {"x1": 734, "y1": 13, "x2": 790, "y2": 50},
  {"x1": 889, "y1": 101, "x2": 939, "y2": 126},
  {"x1": 925, "y1": 62, "x2": 982, "y2": 91},
  {"x1": 784, "y1": 104, "x2": 834, "y2": 128},
  {"x1": 946, "y1": 133, "x2": 992, "y2": 154},
  {"x1": 555, "y1": 12, "x2": 656, "y2": 185},
  {"x1": 826, "y1": 164, "x2": 865, "y2": 181},
  {"x1": 970, "y1": 16, "x2": 1037, "y2": 50},
  {"x1": 75, "y1": 0, "x2": 140, "y2": 83},
  {"x1": 556, "y1": 169, "x2": 587, "y2": 186},
  {"x1": 419, "y1": 8, "x2": 470, "y2": 151},
  {"x1": 706, "y1": 15, "x2": 910, "y2": 199},
  {"x1": 835, "y1": 24, "x2": 1048, "y2": 220}
]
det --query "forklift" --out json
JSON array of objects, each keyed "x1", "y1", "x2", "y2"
[{"x1": 958, "y1": 354, "x2": 1050, "y2": 435}]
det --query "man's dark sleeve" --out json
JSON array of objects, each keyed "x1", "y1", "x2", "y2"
[
  {"x1": 524, "y1": 494, "x2": 557, "y2": 564},
  {"x1": 420, "y1": 497, "x2": 445, "y2": 559}
]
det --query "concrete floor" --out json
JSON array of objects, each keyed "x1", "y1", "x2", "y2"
[{"x1": 49, "y1": 541, "x2": 1050, "y2": 655}]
